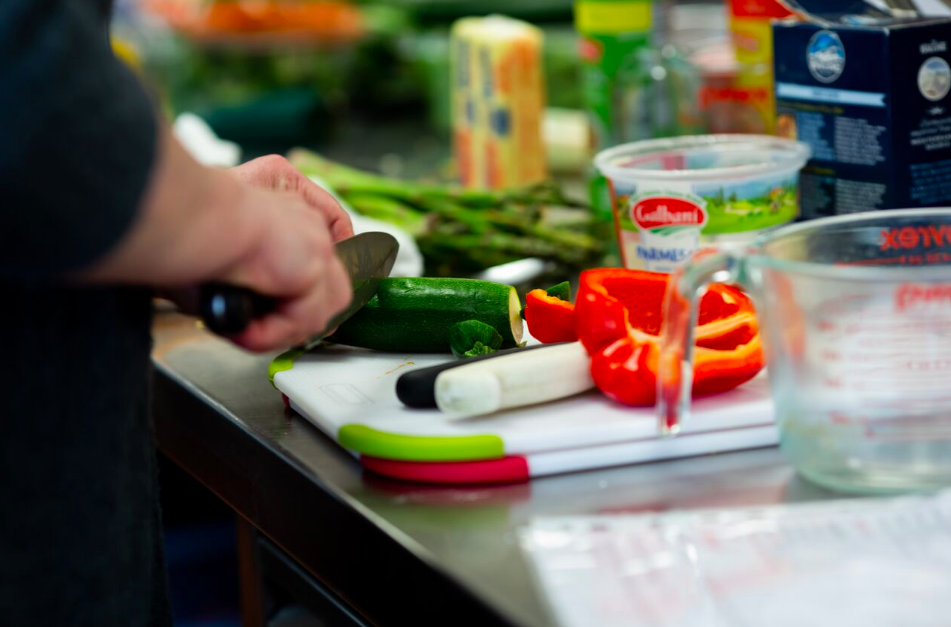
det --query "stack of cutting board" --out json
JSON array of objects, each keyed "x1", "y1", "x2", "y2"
[{"x1": 270, "y1": 341, "x2": 778, "y2": 484}]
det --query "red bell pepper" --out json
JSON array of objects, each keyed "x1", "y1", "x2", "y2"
[
  {"x1": 574, "y1": 268, "x2": 763, "y2": 406},
  {"x1": 523, "y1": 289, "x2": 578, "y2": 343}
]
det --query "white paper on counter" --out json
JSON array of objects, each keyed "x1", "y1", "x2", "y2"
[{"x1": 520, "y1": 490, "x2": 951, "y2": 627}]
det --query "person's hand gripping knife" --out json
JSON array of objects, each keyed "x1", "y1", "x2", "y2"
[{"x1": 79, "y1": 131, "x2": 355, "y2": 352}]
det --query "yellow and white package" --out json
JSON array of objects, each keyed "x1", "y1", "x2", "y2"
[{"x1": 450, "y1": 15, "x2": 547, "y2": 190}]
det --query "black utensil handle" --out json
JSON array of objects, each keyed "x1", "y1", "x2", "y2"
[
  {"x1": 199, "y1": 283, "x2": 277, "y2": 336},
  {"x1": 396, "y1": 343, "x2": 565, "y2": 409}
]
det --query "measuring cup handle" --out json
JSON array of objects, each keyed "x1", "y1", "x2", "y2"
[{"x1": 658, "y1": 248, "x2": 747, "y2": 436}]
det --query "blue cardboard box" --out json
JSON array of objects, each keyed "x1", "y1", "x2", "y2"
[{"x1": 774, "y1": 15, "x2": 951, "y2": 217}]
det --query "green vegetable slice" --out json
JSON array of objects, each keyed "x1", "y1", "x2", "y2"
[
  {"x1": 545, "y1": 281, "x2": 571, "y2": 302},
  {"x1": 450, "y1": 320, "x2": 504, "y2": 359}
]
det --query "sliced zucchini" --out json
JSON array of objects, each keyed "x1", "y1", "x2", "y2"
[{"x1": 328, "y1": 277, "x2": 523, "y2": 353}]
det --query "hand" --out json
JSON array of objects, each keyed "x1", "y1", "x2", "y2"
[
  {"x1": 80, "y1": 135, "x2": 354, "y2": 352},
  {"x1": 230, "y1": 155, "x2": 354, "y2": 242},
  {"x1": 220, "y1": 184, "x2": 353, "y2": 352}
]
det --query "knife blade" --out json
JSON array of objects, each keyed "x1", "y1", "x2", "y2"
[{"x1": 199, "y1": 231, "x2": 399, "y2": 349}]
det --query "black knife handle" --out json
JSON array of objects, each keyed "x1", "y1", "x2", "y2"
[{"x1": 199, "y1": 283, "x2": 277, "y2": 336}]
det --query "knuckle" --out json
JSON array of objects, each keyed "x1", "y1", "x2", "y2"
[
  {"x1": 260, "y1": 154, "x2": 288, "y2": 169},
  {"x1": 260, "y1": 155, "x2": 296, "y2": 191}
]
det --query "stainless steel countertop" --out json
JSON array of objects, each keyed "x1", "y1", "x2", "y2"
[{"x1": 151, "y1": 312, "x2": 851, "y2": 627}]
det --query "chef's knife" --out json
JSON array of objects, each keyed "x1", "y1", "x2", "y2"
[{"x1": 199, "y1": 231, "x2": 399, "y2": 349}]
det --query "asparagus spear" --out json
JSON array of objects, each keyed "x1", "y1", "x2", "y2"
[
  {"x1": 289, "y1": 149, "x2": 609, "y2": 276},
  {"x1": 290, "y1": 149, "x2": 501, "y2": 207},
  {"x1": 340, "y1": 192, "x2": 431, "y2": 237}
]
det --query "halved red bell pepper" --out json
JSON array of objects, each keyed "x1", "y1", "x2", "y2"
[
  {"x1": 523, "y1": 289, "x2": 578, "y2": 343},
  {"x1": 589, "y1": 336, "x2": 659, "y2": 406},
  {"x1": 574, "y1": 268, "x2": 763, "y2": 406}
]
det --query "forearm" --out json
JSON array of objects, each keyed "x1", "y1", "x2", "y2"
[{"x1": 78, "y1": 129, "x2": 264, "y2": 286}]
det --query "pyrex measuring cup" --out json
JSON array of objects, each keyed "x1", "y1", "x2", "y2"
[{"x1": 659, "y1": 209, "x2": 951, "y2": 493}]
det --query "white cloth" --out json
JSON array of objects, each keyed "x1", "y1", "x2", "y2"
[
  {"x1": 307, "y1": 175, "x2": 424, "y2": 278},
  {"x1": 173, "y1": 113, "x2": 241, "y2": 168}
]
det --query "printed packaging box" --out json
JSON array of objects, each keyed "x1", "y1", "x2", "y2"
[{"x1": 774, "y1": 8, "x2": 951, "y2": 217}]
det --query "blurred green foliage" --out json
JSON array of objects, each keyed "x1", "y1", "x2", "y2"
[{"x1": 139, "y1": 2, "x2": 582, "y2": 150}]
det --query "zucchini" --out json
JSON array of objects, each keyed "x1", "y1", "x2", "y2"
[{"x1": 328, "y1": 277, "x2": 523, "y2": 353}]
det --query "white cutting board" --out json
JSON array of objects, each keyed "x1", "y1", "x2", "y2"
[{"x1": 272, "y1": 344, "x2": 778, "y2": 475}]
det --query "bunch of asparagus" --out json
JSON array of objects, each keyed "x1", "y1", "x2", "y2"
[{"x1": 289, "y1": 149, "x2": 610, "y2": 276}]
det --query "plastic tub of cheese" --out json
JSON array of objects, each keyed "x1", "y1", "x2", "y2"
[{"x1": 595, "y1": 134, "x2": 810, "y2": 272}]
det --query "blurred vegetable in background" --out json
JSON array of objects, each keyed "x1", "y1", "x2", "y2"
[
  {"x1": 289, "y1": 149, "x2": 610, "y2": 276},
  {"x1": 388, "y1": 0, "x2": 572, "y2": 23},
  {"x1": 145, "y1": 0, "x2": 366, "y2": 42},
  {"x1": 137, "y1": 2, "x2": 424, "y2": 151},
  {"x1": 131, "y1": 0, "x2": 584, "y2": 156}
]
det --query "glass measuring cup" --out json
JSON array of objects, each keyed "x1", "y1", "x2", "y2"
[{"x1": 659, "y1": 209, "x2": 951, "y2": 493}]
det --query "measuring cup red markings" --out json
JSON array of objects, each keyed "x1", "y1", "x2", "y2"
[
  {"x1": 838, "y1": 253, "x2": 951, "y2": 267},
  {"x1": 895, "y1": 283, "x2": 951, "y2": 312},
  {"x1": 817, "y1": 410, "x2": 951, "y2": 443},
  {"x1": 813, "y1": 319, "x2": 951, "y2": 399},
  {"x1": 840, "y1": 256, "x2": 913, "y2": 267},
  {"x1": 879, "y1": 224, "x2": 951, "y2": 251},
  {"x1": 830, "y1": 412, "x2": 853, "y2": 424},
  {"x1": 816, "y1": 322, "x2": 950, "y2": 385}
]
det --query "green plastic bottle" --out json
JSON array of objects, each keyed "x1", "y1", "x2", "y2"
[{"x1": 574, "y1": 0, "x2": 653, "y2": 239}]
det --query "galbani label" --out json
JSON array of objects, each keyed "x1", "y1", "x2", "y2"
[
  {"x1": 628, "y1": 195, "x2": 708, "y2": 273},
  {"x1": 632, "y1": 197, "x2": 708, "y2": 230}
]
